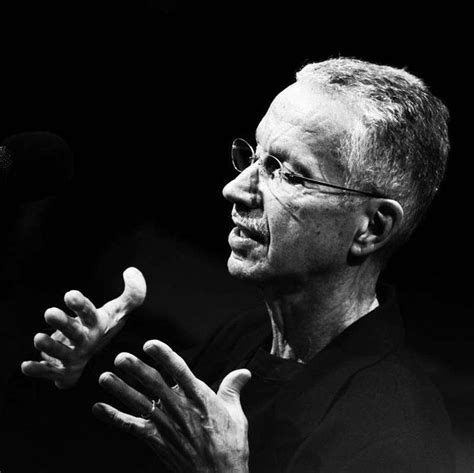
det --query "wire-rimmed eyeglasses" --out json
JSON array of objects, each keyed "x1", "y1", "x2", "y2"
[{"x1": 231, "y1": 138, "x2": 385, "y2": 198}]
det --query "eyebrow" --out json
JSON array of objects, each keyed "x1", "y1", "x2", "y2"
[{"x1": 259, "y1": 142, "x2": 314, "y2": 178}]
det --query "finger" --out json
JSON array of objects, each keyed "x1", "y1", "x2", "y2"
[
  {"x1": 115, "y1": 353, "x2": 206, "y2": 440},
  {"x1": 143, "y1": 340, "x2": 207, "y2": 401},
  {"x1": 92, "y1": 403, "x2": 192, "y2": 471},
  {"x1": 98, "y1": 371, "x2": 153, "y2": 418},
  {"x1": 64, "y1": 290, "x2": 98, "y2": 327},
  {"x1": 21, "y1": 360, "x2": 64, "y2": 380},
  {"x1": 217, "y1": 369, "x2": 251, "y2": 404},
  {"x1": 92, "y1": 402, "x2": 151, "y2": 440},
  {"x1": 44, "y1": 308, "x2": 85, "y2": 345},
  {"x1": 33, "y1": 333, "x2": 74, "y2": 362},
  {"x1": 114, "y1": 353, "x2": 187, "y2": 423},
  {"x1": 101, "y1": 267, "x2": 147, "y2": 321},
  {"x1": 114, "y1": 352, "x2": 174, "y2": 405},
  {"x1": 98, "y1": 370, "x2": 188, "y2": 449}
]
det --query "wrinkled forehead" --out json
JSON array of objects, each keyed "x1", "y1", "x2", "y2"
[{"x1": 256, "y1": 81, "x2": 359, "y2": 155}]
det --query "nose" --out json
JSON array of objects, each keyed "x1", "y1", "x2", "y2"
[{"x1": 222, "y1": 164, "x2": 262, "y2": 208}]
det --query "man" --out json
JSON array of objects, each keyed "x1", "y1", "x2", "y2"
[{"x1": 22, "y1": 58, "x2": 454, "y2": 472}]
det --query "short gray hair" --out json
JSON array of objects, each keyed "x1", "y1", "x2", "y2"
[{"x1": 296, "y1": 58, "x2": 450, "y2": 242}]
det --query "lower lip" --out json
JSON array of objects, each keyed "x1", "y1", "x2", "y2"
[{"x1": 228, "y1": 227, "x2": 261, "y2": 249}]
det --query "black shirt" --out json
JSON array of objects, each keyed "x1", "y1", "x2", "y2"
[
  {"x1": 2, "y1": 285, "x2": 455, "y2": 472},
  {"x1": 190, "y1": 284, "x2": 455, "y2": 472}
]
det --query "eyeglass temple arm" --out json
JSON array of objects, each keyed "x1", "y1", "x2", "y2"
[{"x1": 282, "y1": 169, "x2": 384, "y2": 198}]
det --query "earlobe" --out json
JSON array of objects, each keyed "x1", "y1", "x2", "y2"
[{"x1": 350, "y1": 199, "x2": 404, "y2": 257}]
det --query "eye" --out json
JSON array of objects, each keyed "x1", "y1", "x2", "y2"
[
  {"x1": 261, "y1": 155, "x2": 281, "y2": 178},
  {"x1": 278, "y1": 162, "x2": 307, "y2": 185},
  {"x1": 284, "y1": 172, "x2": 305, "y2": 184}
]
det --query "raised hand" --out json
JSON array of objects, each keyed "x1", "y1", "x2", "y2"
[
  {"x1": 93, "y1": 340, "x2": 251, "y2": 473},
  {"x1": 21, "y1": 267, "x2": 147, "y2": 389}
]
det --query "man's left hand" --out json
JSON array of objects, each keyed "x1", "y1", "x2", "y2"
[{"x1": 93, "y1": 340, "x2": 251, "y2": 473}]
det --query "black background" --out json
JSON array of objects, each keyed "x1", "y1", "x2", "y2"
[{"x1": 0, "y1": 2, "x2": 472, "y2": 471}]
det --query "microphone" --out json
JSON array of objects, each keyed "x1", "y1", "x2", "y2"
[{"x1": 0, "y1": 131, "x2": 74, "y2": 203}]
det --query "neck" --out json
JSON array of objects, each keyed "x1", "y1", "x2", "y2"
[{"x1": 262, "y1": 269, "x2": 379, "y2": 362}]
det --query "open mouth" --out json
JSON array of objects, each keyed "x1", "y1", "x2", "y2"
[{"x1": 235, "y1": 224, "x2": 266, "y2": 244}]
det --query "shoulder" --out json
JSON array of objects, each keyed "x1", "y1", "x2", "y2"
[
  {"x1": 287, "y1": 349, "x2": 455, "y2": 472},
  {"x1": 343, "y1": 349, "x2": 449, "y2": 424},
  {"x1": 321, "y1": 349, "x2": 454, "y2": 471}
]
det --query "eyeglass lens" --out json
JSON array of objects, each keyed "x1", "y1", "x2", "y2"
[
  {"x1": 231, "y1": 139, "x2": 386, "y2": 199},
  {"x1": 232, "y1": 139, "x2": 282, "y2": 178},
  {"x1": 232, "y1": 139, "x2": 254, "y2": 172}
]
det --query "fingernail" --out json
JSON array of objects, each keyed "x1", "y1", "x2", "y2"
[
  {"x1": 115, "y1": 352, "x2": 133, "y2": 366},
  {"x1": 92, "y1": 403, "x2": 106, "y2": 416},
  {"x1": 98, "y1": 372, "x2": 114, "y2": 384},
  {"x1": 143, "y1": 339, "x2": 161, "y2": 351}
]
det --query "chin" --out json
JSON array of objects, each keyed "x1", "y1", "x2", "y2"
[
  {"x1": 227, "y1": 256, "x2": 253, "y2": 279},
  {"x1": 227, "y1": 253, "x2": 273, "y2": 283},
  {"x1": 227, "y1": 253, "x2": 312, "y2": 294}
]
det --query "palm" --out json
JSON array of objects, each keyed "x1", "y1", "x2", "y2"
[{"x1": 22, "y1": 267, "x2": 147, "y2": 389}]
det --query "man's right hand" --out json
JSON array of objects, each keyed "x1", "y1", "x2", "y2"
[{"x1": 21, "y1": 267, "x2": 147, "y2": 389}]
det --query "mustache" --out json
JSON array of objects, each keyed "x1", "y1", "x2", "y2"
[{"x1": 231, "y1": 209, "x2": 269, "y2": 242}]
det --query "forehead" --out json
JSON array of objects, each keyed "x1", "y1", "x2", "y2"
[{"x1": 256, "y1": 81, "x2": 359, "y2": 176}]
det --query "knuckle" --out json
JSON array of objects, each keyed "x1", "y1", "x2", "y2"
[
  {"x1": 121, "y1": 421, "x2": 133, "y2": 434},
  {"x1": 159, "y1": 347, "x2": 173, "y2": 361},
  {"x1": 110, "y1": 411, "x2": 129, "y2": 430},
  {"x1": 173, "y1": 361, "x2": 188, "y2": 378},
  {"x1": 119, "y1": 418, "x2": 141, "y2": 438},
  {"x1": 71, "y1": 323, "x2": 86, "y2": 339},
  {"x1": 142, "y1": 423, "x2": 159, "y2": 441}
]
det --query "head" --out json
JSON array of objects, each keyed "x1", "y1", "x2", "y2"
[
  {"x1": 222, "y1": 58, "x2": 450, "y2": 290},
  {"x1": 296, "y1": 58, "x2": 450, "y2": 243}
]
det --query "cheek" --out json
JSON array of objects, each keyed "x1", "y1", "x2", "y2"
[{"x1": 266, "y1": 199, "x2": 354, "y2": 268}]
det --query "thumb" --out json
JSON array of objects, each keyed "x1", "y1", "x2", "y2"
[
  {"x1": 217, "y1": 369, "x2": 251, "y2": 404},
  {"x1": 101, "y1": 267, "x2": 147, "y2": 320}
]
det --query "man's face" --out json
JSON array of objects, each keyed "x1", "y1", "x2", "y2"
[{"x1": 222, "y1": 81, "x2": 363, "y2": 288}]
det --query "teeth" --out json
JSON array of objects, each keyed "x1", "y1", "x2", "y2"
[
  {"x1": 237, "y1": 227, "x2": 253, "y2": 239},
  {"x1": 240, "y1": 228, "x2": 251, "y2": 238},
  {"x1": 233, "y1": 221, "x2": 265, "y2": 241}
]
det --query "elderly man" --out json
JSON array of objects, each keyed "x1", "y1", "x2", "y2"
[{"x1": 22, "y1": 58, "x2": 454, "y2": 472}]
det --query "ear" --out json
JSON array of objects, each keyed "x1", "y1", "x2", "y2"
[{"x1": 350, "y1": 199, "x2": 404, "y2": 257}]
